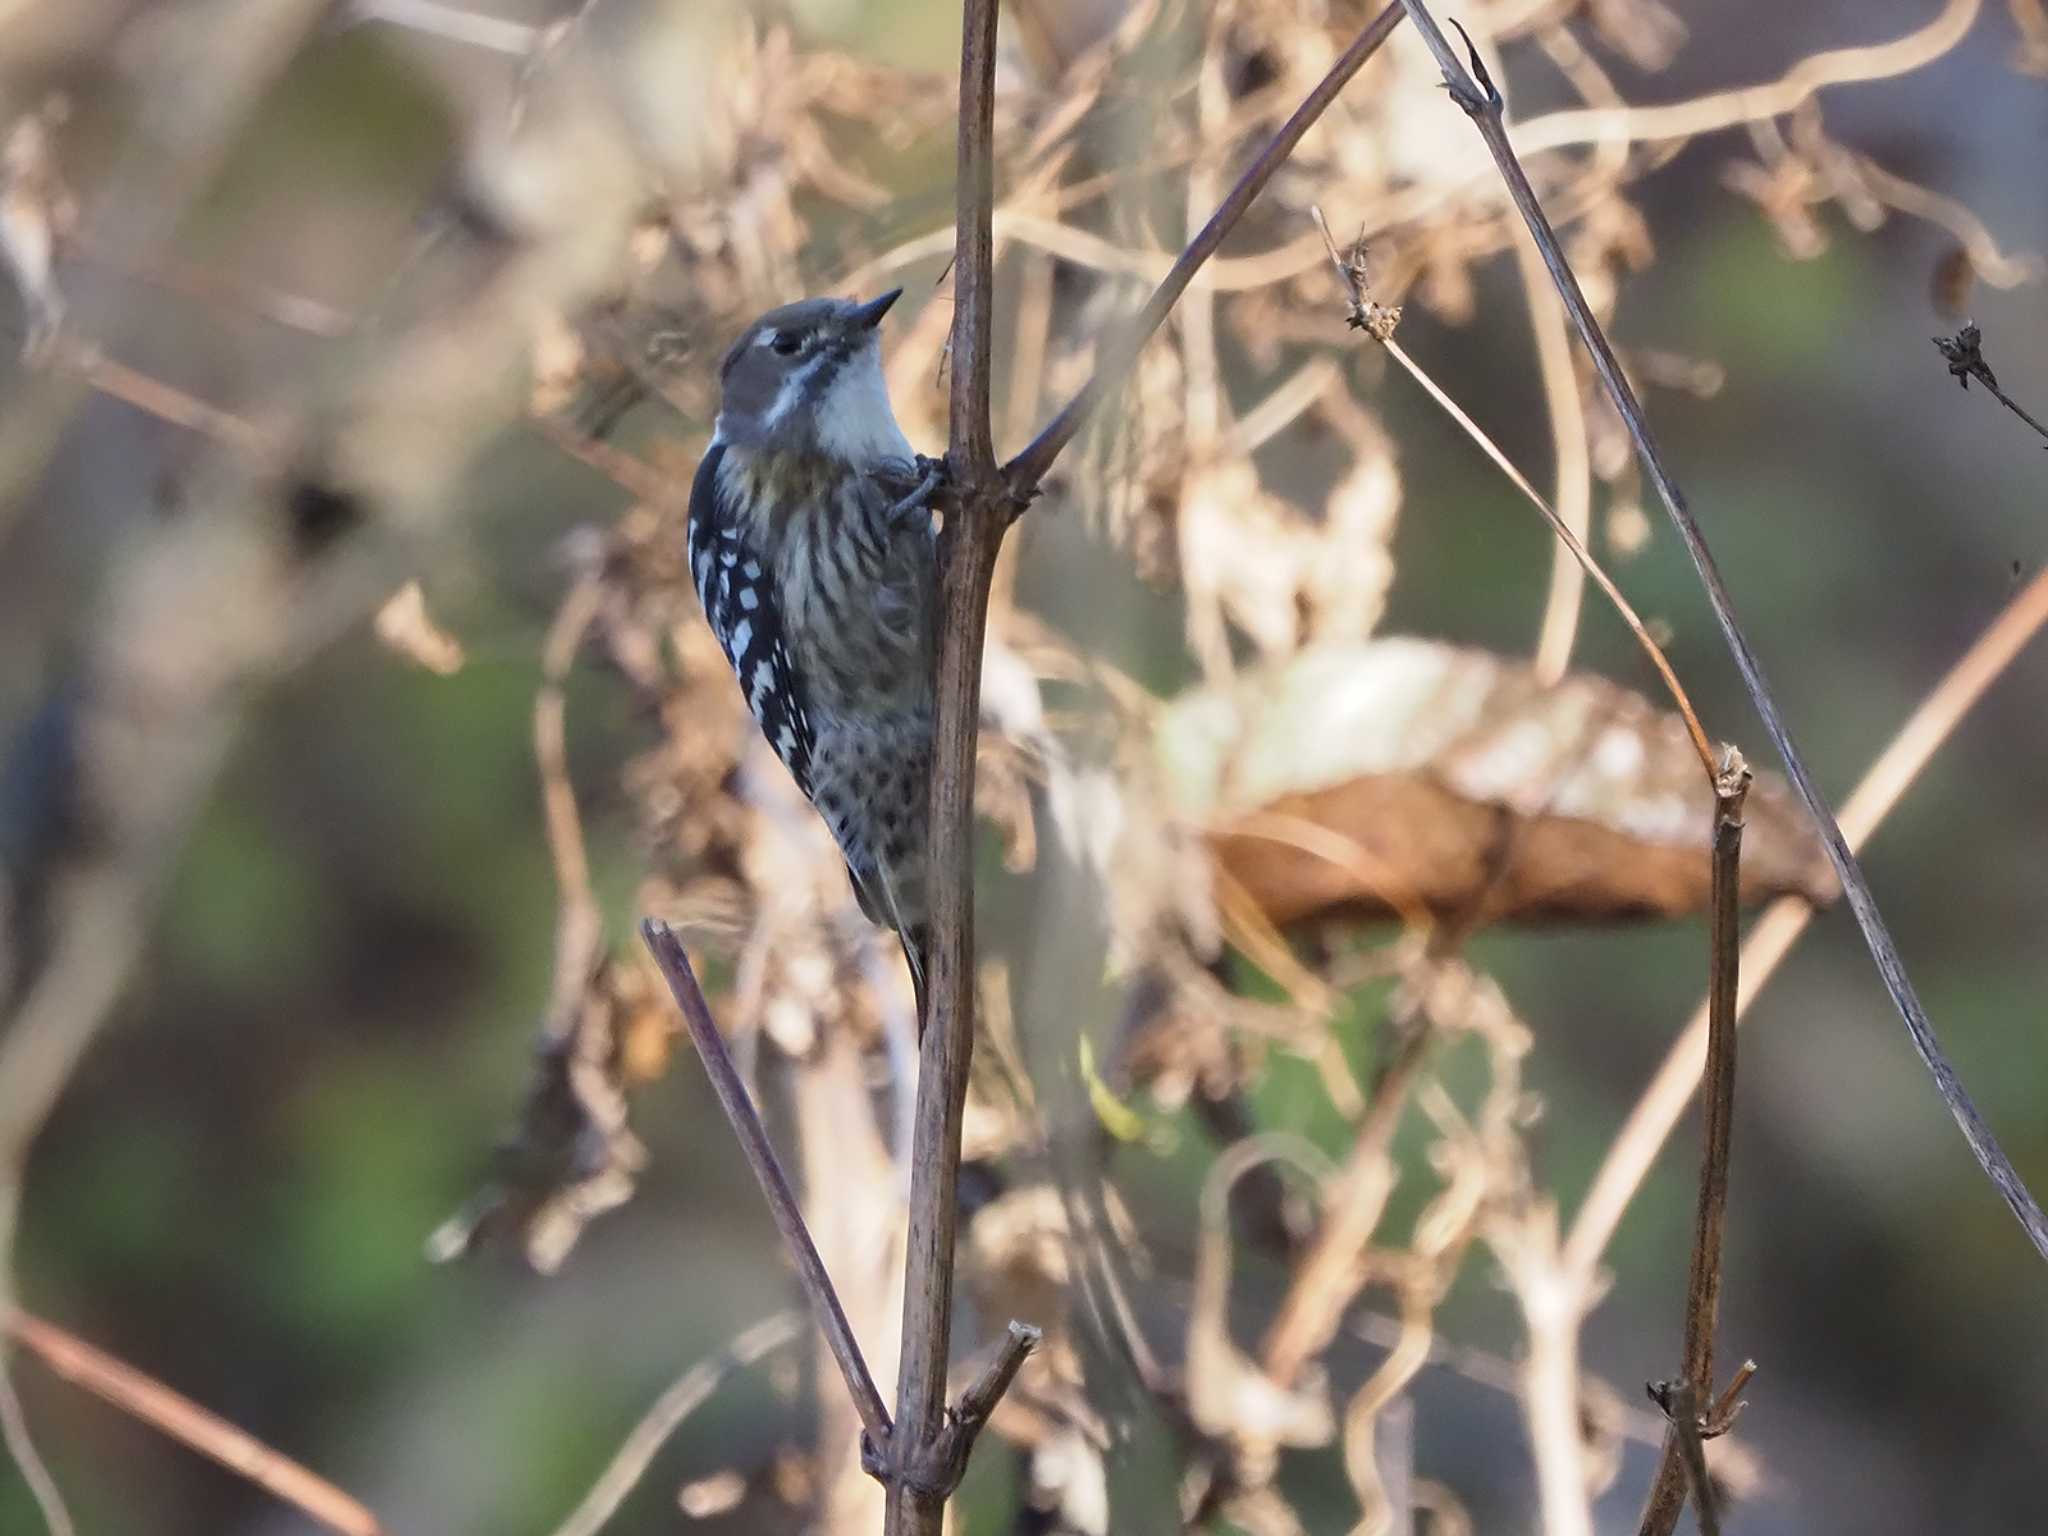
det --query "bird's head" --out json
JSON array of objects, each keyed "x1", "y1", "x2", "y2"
[{"x1": 713, "y1": 289, "x2": 908, "y2": 463}]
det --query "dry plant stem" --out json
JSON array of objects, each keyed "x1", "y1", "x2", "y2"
[
  {"x1": 545, "y1": 1311, "x2": 802, "y2": 1536},
  {"x1": 1566, "y1": 564, "x2": 2048, "y2": 1278},
  {"x1": 1638, "y1": 758, "x2": 1749, "y2": 1536},
  {"x1": 5, "y1": 1309, "x2": 382, "y2": 1536},
  {"x1": 1378, "y1": 336, "x2": 1714, "y2": 778},
  {"x1": 0, "y1": 1353, "x2": 71, "y2": 1536},
  {"x1": 886, "y1": 3, "x2": 1009, "y2": 1527},
  {"x1": 1503, "y1": 0, "x2": 1981, "y2": 163},
  {"x1": 57, "y1": 345, "x2": 264, "y2": 450},
  {"x1": 1519, "y1": 1263, "x2": 1595, "y2": 1536},
  {"x1": 1515, "y1": 226, "x2": 1592, "y2": 687},
  {"x1": 1261, "y1": 1020, "x2": 1434, "y2": 1386},
  {"x1": 638, "y1": 921, "x2": 893, "y2": 1453},
  {"x1": 884, "y1": 8, "x2": 1410, "y2": 1528},
  {"x1": 1400, "y1": 0, "x2": 2048, "y2": 1263},
  {"x1": 1648, "y1": 1383, "x2": 1721, "y2": 1536},
  {"x1": 1974, "y1": 377, "x2": 2048, "y2": 442},
  {"x1": 538, "y1": 580, "x2": 605, "y2": 1028},
  {"x1": 1935, "y1": 326, "x2": 2048, "y2": 443},
  {"x1": 1004, "y1": 2, "x2": 1405, "y2": 490},
  {"x1": 530, "y1": 417, "x2": 674, "y2": 504}
]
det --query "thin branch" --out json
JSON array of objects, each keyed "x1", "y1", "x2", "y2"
[
  {"x1": 1400, "y1": 0, "x2": 2048, "y2": 1263},
  {"x1": 544, "y1": 1311, "x2": 802, "y2": 1536},
  {"x1": 1306, "y1": 204, "x2": 1714, "y2": 774},
  {"x1": 528, "y1": 417, "x2": 676, "y2": 505},
  {"x1": 1933, "y1": 322, "x2": 2048, "y2": 444},
  {"x1": 1004, "y1": 2, "x2": 1406, "y2": 492},
  {"x1": 871, "y1": 1321, "x2": 1043, "y2": 1502},
  {"x1": 5, "y1": 1309, "x2": 381, "y2": 1536},
  {"x1": 62, "y1": 235, "x2": 355, "y2": 338},
  {"x1": 1503, "y1": 0, "x2": 1981, "y2": 163},
  {"x1": 886, "y1": 2, "x2": 1010, "y2": 1528},
  {"x1": 1645, "y1": 1381, "x2": 1721, "y2": 1536},
  {"x1": 1374, "y1": 328, "x2": 1714, "y2": 779},
  {"x1": 884, "y1": 11, "x2": 1410, "y2": 1530},
  {"x1": 1565, "y1": 564, "x2": 2048, "y2": 1278},
  {"x1": 638, "y1": 920, "x2": 894, "y2": 1454},
  {"x1": 947, "y1": 1321, "x2": 1040, "y2": 1444},
  {"x1": 1514, "y1": 223, "x2": 1593, "y2": 686},
  {"x1": 1689, "y1": 762, "x2": 1749, "y2": 1385},
  {"x1": 344, "y1": 0, "x2": 542, "y2": 55},
  {"x1": 50, "y1": 342, "x2": 264, "y2": 450},
  {"x1": 0, "y1": 1351, "x2": 73, "y2": 1536},
  {"x1": 1638, "y1": 754, "x2": 1750, "y2": 1536}
]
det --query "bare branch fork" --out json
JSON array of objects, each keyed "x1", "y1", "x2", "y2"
[
  {"x1": 884, "y1": 5, "x2": 1415, "y2": 1532},
  {"x1": 1397, "y1": 0, "x2": 2048, "y2": 1264},
  {"x1": 638, "y1": 921, "x2": 895, "y2": 1452}
]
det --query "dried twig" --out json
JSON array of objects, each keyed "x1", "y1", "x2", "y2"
[
  {"x1": 544, "y1": 1311, "x2": 802, "y2": 1536},
  {"x1": 1514, "y1": 224, "x2": 1594, "y2": 687},
  {"x1": 1005, "y1": 3, "x2": 1406, "y2": 491},
  {"x1": 0, "y1": 1354, "x2": 72, "y2": 1536},
  {"x1": 885, "y1": 10, "x2": 1411, "y2": 1530},
  {"x1": 5, "y1": 1309, "x2": 383, "y2": 1536},
  {"x1": 1375, "y1": 330, "x2": 1715, "y2": 781},
  {"x1": 885, "y1": 4, "x2": 1016, "y2": 1527},
  {"x1": 1400, "y1": 0, "x2": 2048, "y2": 1262},
  {"x1": 346, "y1": 0, "x2": 542, "y2": 55},
  {"x1": 638, "y1": 920, "x2": 894, "y2": 1454},
  {"x1": 1312, "y1": 201, "x2": 1713, "y2": 777},
  {"x1": 1637, "y1": 753, "x2": 1750, "y2": 1536},
  {"x1": 51, "y1": 343, "x2": 264, "y2": 450},
  {"x1": 1645, "y1": 1380, "x2": 1721, "y2": 1536},
  {"x1": 1933, "y1": 321, "x2": 2048, "y2": 443},
  {"x1": 1566, "y1": 565, "x2": 2048, "y2": 1278}
]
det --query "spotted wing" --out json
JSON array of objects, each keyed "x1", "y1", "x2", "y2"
[{"x1": 686, "y1": 442, "x2": 816, "y2": 798}]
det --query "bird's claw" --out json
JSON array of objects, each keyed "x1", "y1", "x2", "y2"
[{"x1": 884, "y1": 454, "x2": 948, "y2": 528}]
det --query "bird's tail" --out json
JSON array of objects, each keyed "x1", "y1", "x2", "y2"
[{"x1": 901, "y1": 924, "x2": 930, "y2": 1041}]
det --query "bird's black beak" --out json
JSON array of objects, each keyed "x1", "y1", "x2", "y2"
[{"x1": 851, "y1": 288, "x2": 903, "y2": 330}]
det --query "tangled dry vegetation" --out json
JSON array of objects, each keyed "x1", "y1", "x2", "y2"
[{"x1": 2, "y1": 2, "x2": 2046, "y2": 1534}]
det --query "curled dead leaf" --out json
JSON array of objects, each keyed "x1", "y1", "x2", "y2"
[{"x1": 1158, "y1": 638, "x2": 1838, "y2": 927}]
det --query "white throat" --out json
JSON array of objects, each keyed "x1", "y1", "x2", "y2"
[{"x1": 812, "y1": 346, "x2": 913, "y2": 464}]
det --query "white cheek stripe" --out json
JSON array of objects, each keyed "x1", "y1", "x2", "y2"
[{"x1": 764, "y1": 356, "x2": 827, "y2": 430}]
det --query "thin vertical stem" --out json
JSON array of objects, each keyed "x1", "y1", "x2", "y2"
[{"x1": 1637, "y1": 756, "x2": 1749, "y2": 1536}]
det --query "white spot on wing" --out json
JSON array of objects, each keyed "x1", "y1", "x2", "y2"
[
  {"x1": 729, "y1": 618, "x2": 753, "y2": 657},
  {"x1": 738, "y1": 586, "x2": 759, "y2": 611}
]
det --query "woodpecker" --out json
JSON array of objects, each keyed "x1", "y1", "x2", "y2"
[{"x1": 687, "y1": 289, "x2": 941, "y2": 1024}]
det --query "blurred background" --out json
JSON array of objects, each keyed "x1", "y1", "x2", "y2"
[{"x1": 1, "y1": 1, "x2": 2045, "y2": 1533}]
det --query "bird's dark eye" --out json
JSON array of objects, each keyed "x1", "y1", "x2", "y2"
[{"x1": 769, "y1": 330, "x2": 803, "y2": 356}]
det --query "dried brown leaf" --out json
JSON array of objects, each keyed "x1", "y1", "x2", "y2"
[{"x1": 1158, "y1": 638, "x2": 1837, "y2": 927}]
